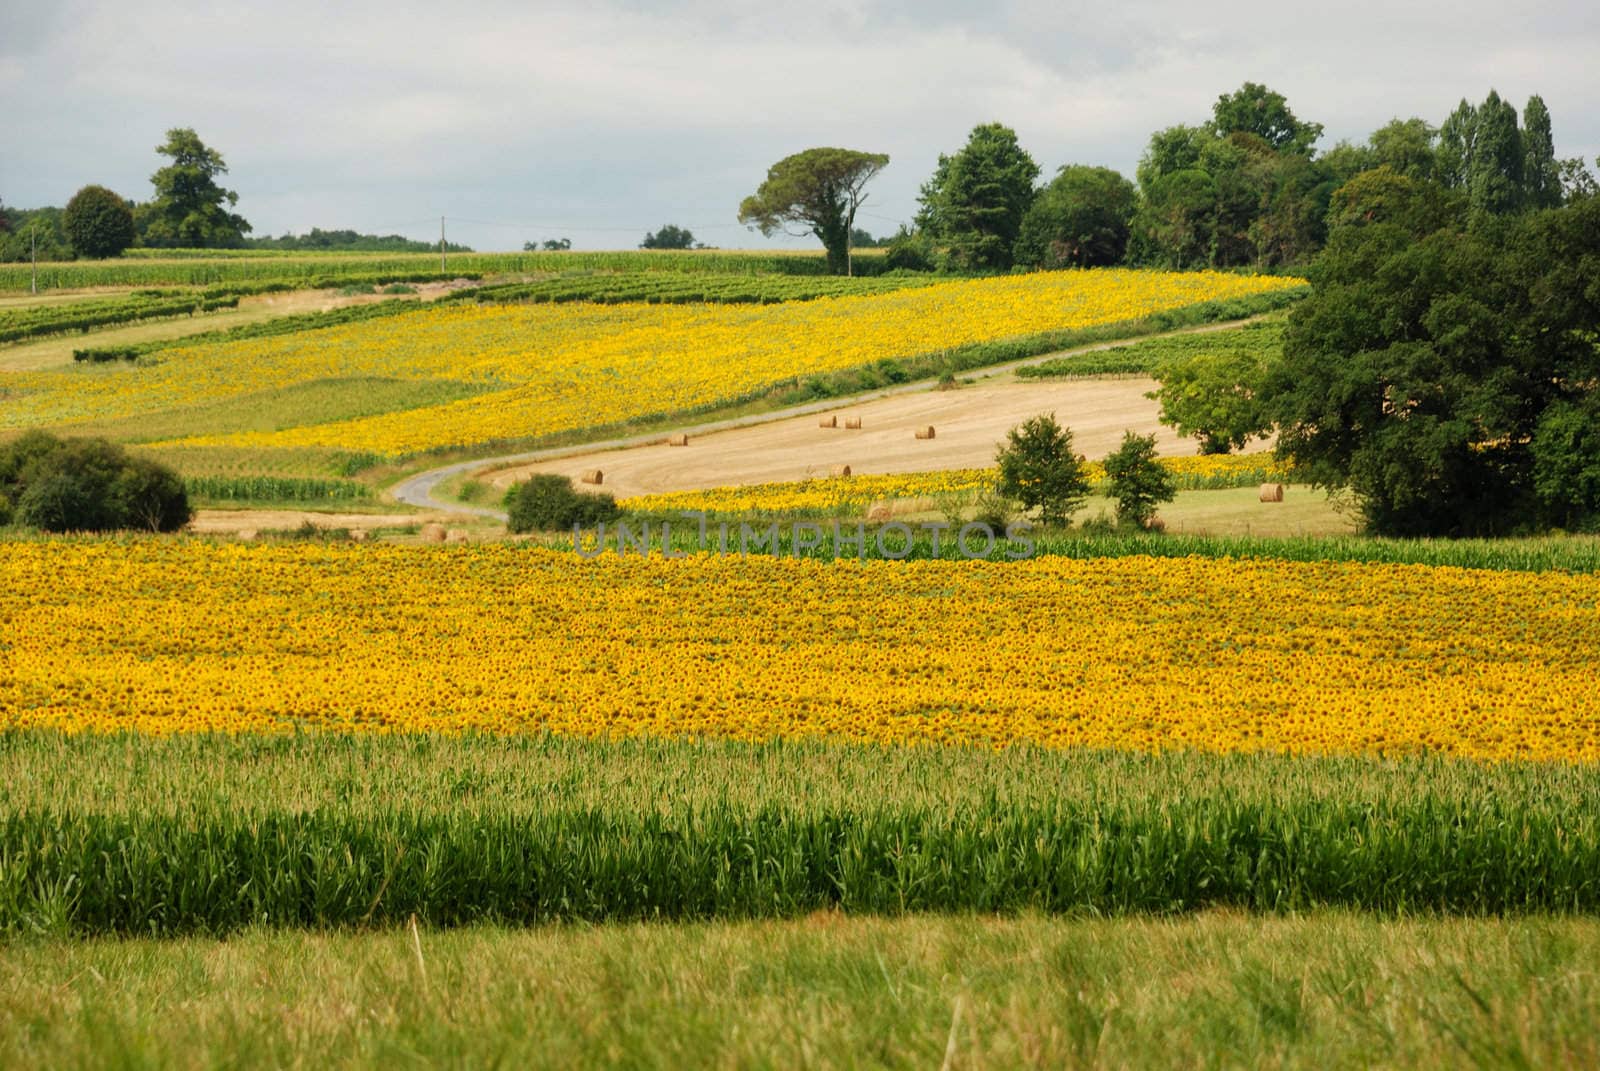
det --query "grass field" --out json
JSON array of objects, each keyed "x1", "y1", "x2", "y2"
[{"x1": 3, "y1": 911, "x2": 1597, "y2": 1069}]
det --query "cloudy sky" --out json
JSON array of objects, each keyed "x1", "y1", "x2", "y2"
[{"x1": 3, "y1": 1, "x2": 1596, "y2": 251}]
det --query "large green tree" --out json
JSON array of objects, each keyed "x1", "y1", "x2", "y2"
[
  {"x1": 1468, "y1": 90, "x2": 1523, "y2": 222},
  {"x1": 1261, "y1": 194, "x2": 1600, "y2": 536},
  {"x1": 917, "y1": 123, "x2": 1040, "y2": 270},
  {"x1": 62, "y1": 185, "x2": 136, "y2": 258},
  {"x1": 738, "y1": 148, "x2": 888, "y2": 275},
  {"x1": 640, "y1": 224, "x2": 696, "y2": 250},
  {"x1": 1014, "y1": 165, "x2": 1137, "y2": 268},
  {"x1": 1209, "y1": 82, "x2": 1323, "y2": 155},
  {"x1": 1435, "y1": 99, "x2": 1479, "y2": 190},
  {"x1": 1326, "y1": 166, "x2": 1460, "y2": 237},
  {"x1": 1368, "y1": 118, "x2": 1438, "y2": 182},
  {"x1": 1130, "y1": 169, "x2": 1217, "y2": 269},
  {"x1": 1522, "y1": 95, "x2": 1562, "y2": 210},
  {"x1": 144, "y1": 127, "x2": 251, "y2": 248}
]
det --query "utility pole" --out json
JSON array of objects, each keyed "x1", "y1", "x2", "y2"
[{"x1": 439, "y1": 216, "x2": 446, "y2": 273}]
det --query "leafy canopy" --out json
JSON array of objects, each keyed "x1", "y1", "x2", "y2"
[
  {"x1": 1016, "y1": 165, "x2": 1137, "y2": 269},
  {"x1": 1150, "y1": 345, "x2": 1273, "y2": 455},
  {"x1": 738, "y1": 148, "x2": 888, "y2": 275},
  {"x1": 1262, "y1": 194, "x2": 1600, "y2": 536},
  {"x1": 917, "y1": 123, "x2": 1039, "y2": 270},
  {"x1": 145, "y1": 127, "x2": 251, "y2": 248},
  {"x1": 1103, "y1": 432, "x2": 1177, "y2": 529},
  {"x1": 62, "y1": 185, "x2": 135, "y2": 259},
  {"x1": 641, "y1": 224, "x2": 696, "y2": 250},
  {"x1": 995, "y1": 413, "x2": 1091, "y2": 527}
]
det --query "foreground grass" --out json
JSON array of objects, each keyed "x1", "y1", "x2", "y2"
[
  {"x1": 2, "y1": 912, "x2": 1597, "y2": 1069},
  {"x1": 3, "y1": 734, "x2": 1597, "y2": 935}
]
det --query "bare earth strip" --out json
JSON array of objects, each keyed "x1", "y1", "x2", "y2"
[
  {"x1": 186, "y1": 510, "x2": 443, "y2": 535},
  {"x1": 482, "y1": 376, "x2": 1248, "y2": 501}
]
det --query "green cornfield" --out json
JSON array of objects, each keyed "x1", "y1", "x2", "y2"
[
  {"x1": 0, "y1": 250, "x2": 892, "y2": 292},
  {"x1": 1, "y1": 733, "x2": 1596, "y2": 936}
]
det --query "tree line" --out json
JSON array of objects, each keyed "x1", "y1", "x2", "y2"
[
  {"x1": 2, "y1": 128, "x2": 252, "y2": 261},
  {"x1": 738, "y1": 82, "x2": 1597, "y2": 276}
]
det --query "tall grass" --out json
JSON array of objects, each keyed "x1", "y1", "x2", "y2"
[
  {"x1": 5, "y1": 914, "x2": 1600, "y2": 1069},
  {"x1": 1, "y1": 734, "x2": 1596, "y2": 935}
]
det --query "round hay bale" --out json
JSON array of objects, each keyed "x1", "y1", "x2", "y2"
[
  {"x1": 349, "y1": 529, "x2": 371, "y2": 543},
  {"x1": 420, "y1": 523, "x2": 447, "y2": 543},
  {"x1": 667, "y1": 433, "x2": 689, "y2": 447},
  {"x1": 237, "y1": 529, "x2": 256, "y2": 543},
  {"x1": 914, "y1": 425, "x2": 936, "y2": 440},
  {"x1": 830, "y1": 464, "x2": 852, "y2": 477},
  {"x1": 579, "y1": 469, "x2": 604, "y2": 485},
  {"x1": 818, "y1": 414, "x2": 838, "y2": 428},
  {"x1": 446, "y1": 528, "x2": 469, "y2": 544},
  {"x1": 865, "y1": 502, "x2": 893, "y2": 522},
  {"x1": 1258, "y1": 483, "x2": 1285, "y2": 503},
  {"x1": 844, "y1": 416, "x2": 862, "y2": 429}
]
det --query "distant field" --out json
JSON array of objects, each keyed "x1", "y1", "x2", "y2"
[
  {"x1": 1019, "y1": 316, "x2": 1286, "y2": 378},
  {"x1": 0, "y1": 271, "x2": 1304, "y2": 462},
  {"x1": 0, "y1": 249, "x2": 892, "y2": 291}
]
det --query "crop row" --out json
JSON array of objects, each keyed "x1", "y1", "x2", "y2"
[
  {"x1": 0, "y1": 733, "x2": 1596, "y2": 935},
  {"x1": 448, "y1": 272, "x2": 934, "y2": 306},
  {"x1": 70, "y1": 299, "x2": 425, "y2": 363},
  {"x1": 0, "y1": 250, "x2": 890, "y2": 291},
  {"x1": 1018, "y1": 318, "x2": 1286, "y2": 379},
  {"x1": 0, "y1": 292, "x2": 242, "y2": 345},
  {"x1": 182, "y1": 475, "x2": 373, "y2": 504}
]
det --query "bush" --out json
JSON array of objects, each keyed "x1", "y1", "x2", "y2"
[
  {"x1": 995, "y1": 413, "x2": 1092, "y2": 526},
  {"x1": 62, "y1": 185, "x2": 136, "y2": 259},
  {"x1": 505, "y1": 474, "x2": 620, "y2": 533},
  {"x1": 882, "y1": 228, "x2": 937, "y2": 272},
  {"x1": 0, "y1": 432, "x2": 190, "y2": 532},
  {"x1": 1150, "y1": 348, "x2": 1273, "y2": 454},
  {"x1": 1103, "y1": 432, "x2": 1177, "y2": 529}
]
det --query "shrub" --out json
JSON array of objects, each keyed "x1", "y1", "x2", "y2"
[
  {"x1": 995, "y1": 413, "x2": 1091, "y2": 526},
  {"x1": 505, "y1": 474, "x2": 620, "y2": 533},
  {"x1": 62, "y1": 185, "x2": 136, "y2": 259},
  {"x1": 972, "y1": 488, "x2": 1015, "y2": 533},
  {"x1": 1103, "y1": 432, "x2": 1177, "y2": 529},
  {"x1": 0, "y1": 432, "x2": 190, "y2": 532},
  {"x1": 883, "y1": 228, "x2": 937, "y2": 272},
  {"x1": 1150, "y1": 349, "x2": 1272, "y2": 454}
]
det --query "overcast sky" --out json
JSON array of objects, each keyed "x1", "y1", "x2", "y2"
[{"x1": 3, "y1": 1, "x2": 1596, "y2": 251}]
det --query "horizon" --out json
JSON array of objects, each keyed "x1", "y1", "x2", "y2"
[{"x1": 3, "y1": 1, "x2": 1597, "y2": 252}]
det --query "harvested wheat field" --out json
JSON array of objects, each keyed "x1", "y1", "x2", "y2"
[{"x1": 483, "y1": 376, "x2": 1238, "y2": 500}]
